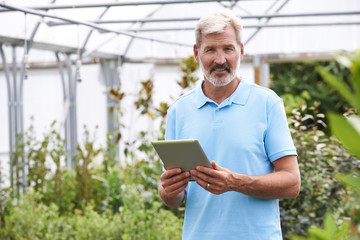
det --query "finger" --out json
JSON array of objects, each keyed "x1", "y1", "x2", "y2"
[
  {"x1": 195, "y1": 165, "x2": 216, "y2": 176},
  {"x1": 162, "y1": 171, "x2": 190, "y2": 190},
  {"x1": 163, "y1": 175, "x2": 190, "y2": 196},
  {"x1": 211, "y1": 160, "x2": 218, "y2": 169},
  {"x1": 192, "y1": 168, "x2": 217, "y2": 183},
  {"x1": 191, "y1": 175, "x2": 208, "y2": 190},
  {"x1": 161, "y1": 168, "x2": 183, "y2": 180},
  {"x1": 211, "y1": 160, "x2": 226, "y2": 171},
  {"x1": 195, "y1": 164, "x2": 226, "y2": 181},
  {"x1": 192, "y1": 175, "x2": 220, "y2": 193},
  {"x1": 167, "y1": 181, "x2": 189, "y2": 196}
]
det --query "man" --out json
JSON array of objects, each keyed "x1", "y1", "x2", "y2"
[{"x1": 158, "y1": 9, "x2": 301, "y2": 240}]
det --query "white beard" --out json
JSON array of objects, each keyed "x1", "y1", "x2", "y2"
[{"x1": 199, "y1": 57, "x2": 241, "y2": 87}]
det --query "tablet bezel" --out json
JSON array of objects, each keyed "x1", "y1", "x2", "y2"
[{"x1": 151, "y1": 139, "x2": 212, "y2": 172}]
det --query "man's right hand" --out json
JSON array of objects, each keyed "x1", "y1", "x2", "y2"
[{"x1": 158, "y1": 168, "x2": 190, "y2": 208}]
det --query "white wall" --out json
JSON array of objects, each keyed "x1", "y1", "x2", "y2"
[{"x1": 0, "y1": 68, "x2": 10, "y2": 179}]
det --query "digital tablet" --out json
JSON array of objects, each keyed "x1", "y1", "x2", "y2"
[{"x1": 151, "y1": 139, "x2": 212, "y2": 172}]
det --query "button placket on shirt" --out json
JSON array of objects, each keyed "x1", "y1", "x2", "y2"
[{"x1": 212, "y1": 99, "x2": 232, "y2": 127}]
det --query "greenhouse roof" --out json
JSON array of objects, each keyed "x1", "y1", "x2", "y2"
[
  {"x1": 0, "y1": 0, "x2": 359, "y2": 64},
  {"x1": 1, "y1": 0, "x2": 360, "y2": 171}
]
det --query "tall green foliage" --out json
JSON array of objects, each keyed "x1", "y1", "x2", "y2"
[
  {"x1": 280, "y1": 103, "x2": 360, "y2": 239},
  {"x1": 270, "y1": 60, "x2": 351, "y2": 124},
  {"x1": 291, "y1": 51, "x2": 360, "y2": 239}
]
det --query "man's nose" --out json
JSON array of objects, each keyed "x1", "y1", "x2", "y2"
[{"x1": 214, "y1": 51, "x2": 226, "y2": 65}]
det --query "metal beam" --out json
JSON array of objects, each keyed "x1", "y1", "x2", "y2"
[
  {"x1": 245, "y1": 0, "x2": 290, "y2": 45},
  {"x1": 81, "y1": 7, "x2": 111, "y2": 54},
  {"x1": 45, "y1": 11, "x2": 360, "y2": 26},
  {"x1": 0, "y1": 2, "x2": 192, "y2": 47},
  {"x1": 95, "y1": 21, "x2": 360, "y2": 32},
  {"x1": 0, "y1": 0, "x2": 242, "y2": 12},
  {"x1": 0, "y1": 35, "x2": 119, "y2": 60},
  {"x1": 123, "y1": 4, "x2": 164, "y2": 59}
]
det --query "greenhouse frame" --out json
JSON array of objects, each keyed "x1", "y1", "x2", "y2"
[{"x1": 0, "y1": 0, "x2": 360, "y2": 186}]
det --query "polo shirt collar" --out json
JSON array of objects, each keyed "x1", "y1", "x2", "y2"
[{"x1": 195, "y1": 79, "x2": 251, "y2": 109}]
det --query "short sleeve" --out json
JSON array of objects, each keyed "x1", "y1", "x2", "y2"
[{"x1": 264, "y1": 99, "x2": 297, "y2": 162}]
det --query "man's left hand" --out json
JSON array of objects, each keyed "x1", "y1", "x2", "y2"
[{"x1": 190, "y1": 161, "x2": 234, "y2": 194}]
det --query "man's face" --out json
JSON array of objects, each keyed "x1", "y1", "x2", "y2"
[{"x1": 194, "y1": 26, "x2": 243, "y2": 87}]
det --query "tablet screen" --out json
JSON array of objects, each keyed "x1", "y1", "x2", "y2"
[{"x1": 152, "y1": 139, "x2": 211, "y2": 172}]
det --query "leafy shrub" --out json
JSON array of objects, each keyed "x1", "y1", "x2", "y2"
[
  {"x1": 0, "y1": 190, "x2": 64, "y2": 240},
  {"x1": 287, "y1": 50, "x2": 360, "y2": 239},
  {"x1": 270, "y1": 61, "x2": 351, "y2": 118},
  {"x1": 0, "y1": 185, "x2": 183, "y2": 240},
  {"x1": 280, "y1": 103, "x2": 360, "y2": 239},
  {"x1": 43, "y1": 167, "x2": 77, "y2": 214}
]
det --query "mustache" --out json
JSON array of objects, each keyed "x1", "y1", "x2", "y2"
[{"x1": 209, "y1": 64, "x2": 231, "y2": 73}]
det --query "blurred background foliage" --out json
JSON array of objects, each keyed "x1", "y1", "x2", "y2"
[
  {"x1": 270, "y1": 60, "x2": 353, "y2": 132},
  {"x1": 289, "y1": 50, "x2": 360, "y2": 239},
  {"x1": 0, "y1": 53, "x2": 360, "y2": 239}
]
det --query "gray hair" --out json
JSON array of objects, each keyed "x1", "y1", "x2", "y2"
[{"x1": 195, "y1": 9, "x2": 243, "y2": 47}]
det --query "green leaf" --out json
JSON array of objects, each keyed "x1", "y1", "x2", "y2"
[
  {"x1": 328, "y1": 112, "x2": 360, "y2": 158},
  {"x1": 307, "y1": 227, "x2": 328, "y2": 239},
  {"x1": 323, "y1": 213, "x2": 337, "y2": 236},
  {"x1": 335, "y1": 220, "x2": 350, "y2": 239},
  {"x1": 347, "y1": 50, "x2": 360, "y2": 95},
  {"x1": 317, "y1": 66, "x2": 358, "y2": 109},
  {"x1": 304, "y1": 213, "x2": 350, "y2": 240},
  {"x1": 335, "y1": 173, "x2": 360, "y2": 192}
]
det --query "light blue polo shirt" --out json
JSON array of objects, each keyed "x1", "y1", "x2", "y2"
[{"x1": 165, "y1": 79, "x2": 297, "y2": 240}]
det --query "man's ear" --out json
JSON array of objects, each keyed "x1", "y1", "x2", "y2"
[
  {"x1": 240, "y1": 43, "x2": 244, "y2": 60},
  {"x1": 193, "y1": 44, "x2": 199, "y2": 62}
]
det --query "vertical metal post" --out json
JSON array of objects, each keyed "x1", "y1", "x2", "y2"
[
  {"x1": 0, "y1": 45, "x2": 14, "y2": 189},
  {"x1": 18, "y1": 54, "x2": 26, "y2": 193},
  {"x1": 100, "y1": 58, "x2": 120, "y2": 159},
  {"x1": 11, "y1": 46, "x2": 18, "y2": 139},
  {"x1": 63, "y1": 54, "x2": 78, "y2": 168},
  {"x1": 64, "y1": 54, "x2": 73, "y2": 167},
  {"x1": 71, "y1": 58, "x2": 78, "y2": 169},
  {"x1": 260, "y1": 62, "x2": 270, "y2": 87},
  {"x1": 253, "y1": 55, "x2": 261, "y2": 86},
  {"x1": 11, "y1": 45, "x2": 20, "y2": 194},
  {"x1": 5, "y1": 45, "x2": 26, "y2": 194},
  {"x1": 55, "y1": 52, "x2": 70, "y2": 166}
]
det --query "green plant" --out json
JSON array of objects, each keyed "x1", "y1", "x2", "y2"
[
  {"x1": 107, "y1": 86, "x2": 125, "y2": 165},
  {"x1": 74, "y1": 125, "x2": 106, "y2": 211},
  {"x1": 43, "y1": 167, "x2": 77, "y2": 214},
  {"x1": 135, "y1": 78, "x2": 154, "y2": 117},
  {"x1": 177, "y1": 55, "x2": 199, "y2": 90},
  {"x1": 116, "y1": 185, "x2": 183, "y2": 240},
  {"x1": 270, "y1": 60, "x2": 351, "y2": 130},
  {"x1": 0, "y1": 186, "x2": 183, "y2": 240},
  {"x1": 291, "y1": 213, "x2": 350, "y2": 240},
  {"x1": 0, "y1": 161, "x2": 11, "y2": 230},
  {"x1": 280, "y1": 103, "x2": 360, "y2": 239},
  {"x1": 290, "y1": 50, "x2": 360, "y2": 239},
  {"x1": 0, "y1": 190, "x2": 62, "y2": 240}
]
